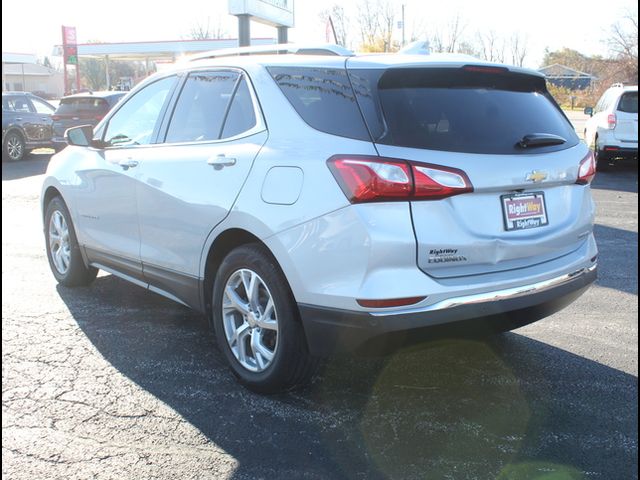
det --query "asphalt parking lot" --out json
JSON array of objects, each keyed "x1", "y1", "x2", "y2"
[{"x1": 2, "y1": 151, "x2": 638, "y2": 479}]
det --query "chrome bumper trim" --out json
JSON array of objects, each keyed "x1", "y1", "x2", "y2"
[{"x1": 372, "y1": 264, "x2": 597, "y2": 317}]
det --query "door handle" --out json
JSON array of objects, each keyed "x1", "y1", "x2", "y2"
[
  {"x1": 207, "y1": 154, "x2": 236, "y2": 170},
  {"x1": 15, "y1": 117, "x2": 22, "y2": 121},
  {"x1": 118, "y1": 159, "x2": 139, "y2": 170}
]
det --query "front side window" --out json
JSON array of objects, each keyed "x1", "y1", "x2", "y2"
[
  {"x1": 5, "y1": 96, "x2": 32, "y2": 113},
  {"x1": 104, "y1": 76, "x2": 176, "y2": 147},
  {"x1": 165, "y1": 71, "x2": 239, "y2": 143}
]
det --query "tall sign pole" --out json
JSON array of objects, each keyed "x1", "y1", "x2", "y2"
[{"x1": 61, "y1": 26, "x2": 79, "y2": 93}]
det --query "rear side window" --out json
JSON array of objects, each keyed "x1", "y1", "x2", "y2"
[
  {"x1": 617, "y1": 92, "x2": 638, "y2": 113},
  {"x1": 221, "y1": 76, "x2": 257, "y2": 139},
  {"x1": 349, "y1": 68, "x2": 578, "y2": 154},
  {"x1": 56, "y1": 97, "x2": 109, "y2": 115},
  {"x1": 165, "y1": 71, "x2": 239, "y2": 143},
  {"x1": 268, "y1": 67, "x2": 370, "y2": 141}
]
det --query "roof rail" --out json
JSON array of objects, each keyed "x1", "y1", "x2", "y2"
[{"x1": 187, "y1": 43, "x2": 354, "y2": 62}]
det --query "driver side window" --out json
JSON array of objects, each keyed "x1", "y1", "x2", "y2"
[{"x1": 104, "y1": 76, "x2": 176, "y2": 147}]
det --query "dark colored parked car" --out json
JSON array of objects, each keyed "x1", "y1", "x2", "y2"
[
  {"x1": 51, "y1": 91, "x2": 126, "y2": 150},
  {"x1": 2, "y1": 92, "x2": 56, "y2": 161}
]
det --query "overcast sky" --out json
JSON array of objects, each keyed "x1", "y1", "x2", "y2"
[{"x1": 2, "y1": 0, "x2": 636, "y2": 68}]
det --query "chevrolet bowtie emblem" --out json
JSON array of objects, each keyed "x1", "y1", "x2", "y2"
[{"x1": 526, "y1": 171, "x2": 548, "y2": 183}]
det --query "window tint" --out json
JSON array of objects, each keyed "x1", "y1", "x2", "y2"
[
  {"x1": 350, "y1": 68, "x2": 578, "y2": 154},
  {"x1": 105, "y1": 76, "x2": 175, "y2": 147},
  {"x1": 4, "y1": 96, "x2": 32, "y2": 113},
  {"x1": 30, "y1": 97, "x2": 55, "y2": 114},
  {"x1": 268, "y1": 67, "x2": 370, "y2": 141},
  {"x1": 56, "y1": 97, "x2": 110, "y2": 115},
  {"x1": 221, "y1": 76, "x2": 257, "y2": 138},
  {"x1": 165, "y1": 71, "x2": 239, "y2": 143},
  {"x1": 617, "y1": 92, "x2": 638, "y2": 113}
]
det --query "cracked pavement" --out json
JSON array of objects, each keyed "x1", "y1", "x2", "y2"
[{"x1": 2, "y1": 154, "x2": 638, "y2": 479}]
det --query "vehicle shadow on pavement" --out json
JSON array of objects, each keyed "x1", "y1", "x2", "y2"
[
  {"x1": 57, "y1": 277, "x2": 638, "y2": 480},
  {"x1": 590, "y1": 165, "x2": 638, "y2": 194},
  {"x1": 1, "y1": 154, "x2": 51, "y2": 181},
  {"x1": 593, "y1": 224, "x2": 638, "y2": 296}
]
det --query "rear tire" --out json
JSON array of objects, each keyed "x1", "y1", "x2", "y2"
[
  {"x1": 44, "y1": 196, "x2": 98, "y2": 287},
  {"x1": 212, "y1": 244, "x2": 319, "y2": 393},
  {"x1": 594, "y1": 136, "x2": 611, "y2": 171}
]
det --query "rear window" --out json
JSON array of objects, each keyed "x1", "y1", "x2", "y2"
[
  {"x1": 349, "y1": 68, "x2": 579, "y2": 154},
  {"x1": 617, "y1": 92, "x2": 638, "y2": 113},
  {"x1": 268, "y1": 67, "x2": 370, "y2": 141},
  {"x1": 56, "y1": 97, "x2": 110, "y2": 115}
]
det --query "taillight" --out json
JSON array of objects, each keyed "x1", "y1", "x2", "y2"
[
  {"x1": 576, "y1": 151, "x2": 596, "y2": 185},
  {"x1": 94, "y1": 115, "x2": 104, "y2": 121},
  {"x1": 327, "y1": 155, "x2": 473, "y2": 203},
  {"x1": 412, "y1": 164, "x2": 473, "y2": 200},
  {"x1": 52, "y1": 115, "x2": 61, "y2": 121},
  {"x1": 607, "y1": 113, "x2": 617, "y2": 129}
]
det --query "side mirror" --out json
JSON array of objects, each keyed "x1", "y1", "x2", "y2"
[
  {"x1": 583, "y1": 107, "x2": 593, "y2": 117},
  {"x1": 65, "y1": 125, "x2": 98, "y2": 147}
]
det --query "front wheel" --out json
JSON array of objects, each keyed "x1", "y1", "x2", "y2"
[
  {"x1": 212, "y1": 244, "x2": 319, "y2": 393},
  {"x1": 3, "y1": 131, "x2": 25, "y2": 161},
  {"x1": 44, "y1": 197, "x2": 98, "y2": 286}
]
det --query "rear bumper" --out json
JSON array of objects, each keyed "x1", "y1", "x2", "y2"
[
  {"x1": 600, "y1": 146, "x2": 638, "y2": 160},
  {"x1": 299, "y1": 264, "x2": 597, "y2": 356}
]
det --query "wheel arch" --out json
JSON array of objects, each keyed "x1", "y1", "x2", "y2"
[
  {"x1": 201, "y1": 228, "x2": 295, "y2": 321},
  {"x1": 42, "y1": 185, "x2": 63, "y2": 220}
]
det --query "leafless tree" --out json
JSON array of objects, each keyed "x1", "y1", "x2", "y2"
[
  {"x1": 445, "y1": 13, "x2": 466, "y2": 53},
  {"x1": 357, "y1": 0, "x2": 381, "y2": 47},
  {"x1": 509, "y1": 32, "x2": 529, "y2": 66},
  {"x1": 188, "y1": 17, "x2": 229, "y2": 40},
  {"x1": 608, "y1": 9, "x2": 638, "y2": 82},
  {"x1": 476, "y1": 30, "x2": 505, "y2": 63},
  {"x1": 378, "y1": 0, "x2": 396, "y2": 52},
  {"x1": 320, "y1": 4, "x2": 350, "y2": 47},
  {"x1": 355, "y1": 0, "x2": 398, "y2": 52}
]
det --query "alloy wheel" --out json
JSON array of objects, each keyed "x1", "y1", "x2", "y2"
[
  {"x1": 222, "y1": 269, "x2": 279, "y2": 372},
  {"x1": 48, "y1": 210, "x2": 71, "y2": 275}
]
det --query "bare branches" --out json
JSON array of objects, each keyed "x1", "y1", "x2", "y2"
[
  {"x1": 607, "y1": 9, "x2": 638, "y2": 82},
  {"x1": 319, "y1": 5, "x2": 350, "y2": 47},
  {"x1": 187, "y1": 17, "x2": 229, "y2": 40}
]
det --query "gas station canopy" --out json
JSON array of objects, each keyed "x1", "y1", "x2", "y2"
[{"x1": 52, "y1": 38, "x2": 276, "y2": 63}]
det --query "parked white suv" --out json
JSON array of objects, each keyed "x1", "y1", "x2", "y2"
[{"x1": 584, "y1": 84, "x2": 638, "y2": 169}]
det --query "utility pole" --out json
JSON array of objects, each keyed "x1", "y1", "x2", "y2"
[{"x1": 402, "y1": 4, "x2": 406, "y2": 47}]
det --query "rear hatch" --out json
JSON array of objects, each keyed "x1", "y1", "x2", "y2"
[
  {"x1": 52, "y1": 97, "x2": 111, "y2": 137},
  {"x1": 614, "y1": 90, "x2": 638, "y2": 143},
  {"x1": 348, "y1": 63, "x2": 593, "y2": 278}
]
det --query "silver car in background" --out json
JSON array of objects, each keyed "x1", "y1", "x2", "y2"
[{"x1": 41, "y1": 45, "x2": 598, "y2": 392}]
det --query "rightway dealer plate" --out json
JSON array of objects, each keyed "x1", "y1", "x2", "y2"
[{"x1": 501, "y1": 192, "x2": 549, "y2": 231}]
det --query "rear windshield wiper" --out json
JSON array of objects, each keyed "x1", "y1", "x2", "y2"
[{"x1": 517, "y1": 133, "x2": 567, "y2": 149}]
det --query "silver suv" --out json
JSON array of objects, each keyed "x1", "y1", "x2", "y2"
[{"x1": 42, "y1": 45, "x2": 598, "y2": 392}]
